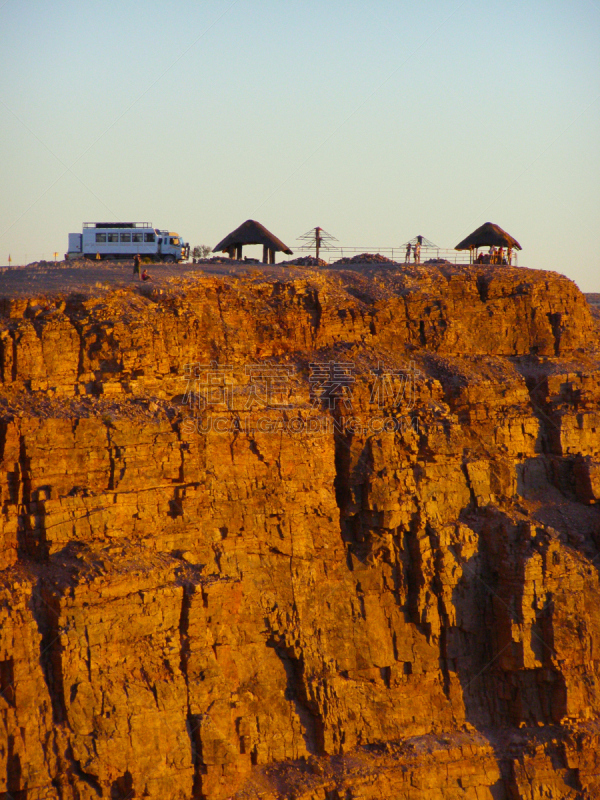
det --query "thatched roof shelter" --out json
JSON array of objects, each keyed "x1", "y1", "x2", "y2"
[
  {"x1": 213, "y1": 220, "x2": 293, "y2": 264},
  {"x1": 455, "y1": 222, "x2": 522, "y2": 251}
]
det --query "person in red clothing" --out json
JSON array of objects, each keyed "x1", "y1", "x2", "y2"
[{"x1": 141, "y1": 268, "x2": 152, "y2": 282}]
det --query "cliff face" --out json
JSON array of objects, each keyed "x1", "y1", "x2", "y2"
[{"x1": 1, "y1": 262, "x2": 600, "y2": 800}]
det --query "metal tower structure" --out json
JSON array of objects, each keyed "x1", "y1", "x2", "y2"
[
  {"x1": 400, "y1": 235, "x2": 439, "y2": 249},
  {"x1": 296, "y1": 227, "x2": 338, "y2": 260}
]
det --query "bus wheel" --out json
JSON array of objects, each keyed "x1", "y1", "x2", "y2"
[{"x1": 164, "y1": 255, "x2": 176, "y2": 264}]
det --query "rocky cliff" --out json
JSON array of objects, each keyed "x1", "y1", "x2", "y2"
[{"x1": 1, "y1": 262, "x2": 600, "y2": 799}]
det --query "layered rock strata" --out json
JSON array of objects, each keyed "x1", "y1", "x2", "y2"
[{"x1": 0, "y1": 263, "x2": 599, "y2": 799}]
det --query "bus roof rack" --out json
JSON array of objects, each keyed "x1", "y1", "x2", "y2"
[{"x1": 83, "y1": 222, "x2": 153, "y2": 229}]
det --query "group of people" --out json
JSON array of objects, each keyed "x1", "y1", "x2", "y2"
[
  {"x1": 475, "y1": 246, "x2": 512, "y2": 265},
  {"x1": 403, "y1": 239, "x2": 514, "y2": 266},
  {"x1": 405, "y1": 238, "x2": 422, "y2": 264},
  {"x1": 133, "y1": 253, "x2": 152, "y2": 281}
]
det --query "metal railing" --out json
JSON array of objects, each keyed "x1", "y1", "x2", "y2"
[
  {"x1": 295, "y1": 246, "x2": 518, "y2": 266},
  {"x1": 4, "y1": 246, "x2": 519, "y2": 268}
]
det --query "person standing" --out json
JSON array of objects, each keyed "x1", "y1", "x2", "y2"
[
  {"x1": 413, "y1": 241, "x2": 421, "y2": 264},
  {"x1": 405, "y1": 243, "x2": 411, "y2": 263},
  {"x1": 133, "y1": 253, "x2": 141, "y2": 279}
]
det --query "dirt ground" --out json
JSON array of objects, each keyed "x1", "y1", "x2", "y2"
[
  {"x1": 0, "y1": 259, "x2": 316, "y2": 299},
  {"x1": 0, "y1": 259, "x2": 597, "y2": 308}
]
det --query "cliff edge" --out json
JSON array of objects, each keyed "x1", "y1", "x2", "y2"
[{"x1": 1, "y1": 262, "x2": 600, "y2": 799}]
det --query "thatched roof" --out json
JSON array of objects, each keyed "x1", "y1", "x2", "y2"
[
  {"x1": 455, "y1": 222, "x2": 522, "y2": 251},
  {"x1": 213, "y1": 220, "x2": 293, "y2": 254}
]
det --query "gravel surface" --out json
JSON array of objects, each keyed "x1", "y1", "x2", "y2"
[
  {"x1": 0, "y1": 259, "x2": 593, "y2": 305},
  {"x1": 0, "y1": 259, "x2": 315, "y2": 299},
  {"x1": 0, "y1": 258, "x2": 432, "y2": 300}
]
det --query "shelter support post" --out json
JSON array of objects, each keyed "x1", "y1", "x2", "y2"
[
  {"x1": 263, "y1": 245, "x2": 269, "y2": 264},
  {"x1": 236, "y1": 246, "x2": 243, "y2": 260}
]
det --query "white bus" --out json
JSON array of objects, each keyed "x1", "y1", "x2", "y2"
[{"x1": 67, "y1": 222, "x2": 190, "y2": 262}]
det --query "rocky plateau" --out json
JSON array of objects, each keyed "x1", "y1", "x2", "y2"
[{"x1": 1, "y1": 261, "x2": 600, "y2": 799}]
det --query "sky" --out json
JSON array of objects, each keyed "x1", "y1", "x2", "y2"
[{"x1": 0, "y1": 0, "x2": 599, "y2": 289}]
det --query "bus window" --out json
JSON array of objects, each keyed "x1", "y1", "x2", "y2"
[
  {"x1": 120, "y1": 232, "x2": 131, "y2": 242},
  {"x1": 96, "y1": 233, "x2": 107, "y2": 243},
  {"x1": 170, "y1": 238, "x2": 180, "y2": 246},
  {"x1": 132, "y1": 233, "x2": 143, "y2": 243},
  {"x1": 108, "y1": 233, "x2": 119, "y2": 243},
  {"x1": 144, "y1": 233, "x2": 155, "y2": 243}
]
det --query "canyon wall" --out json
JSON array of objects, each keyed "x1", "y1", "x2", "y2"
[{"x1": 1, "y1": 263, "x2": 600, "y2": 799}]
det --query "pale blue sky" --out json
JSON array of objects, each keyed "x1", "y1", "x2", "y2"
[{"x1": 1, "y1": 0, "x2": 599, "y2": 288}]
